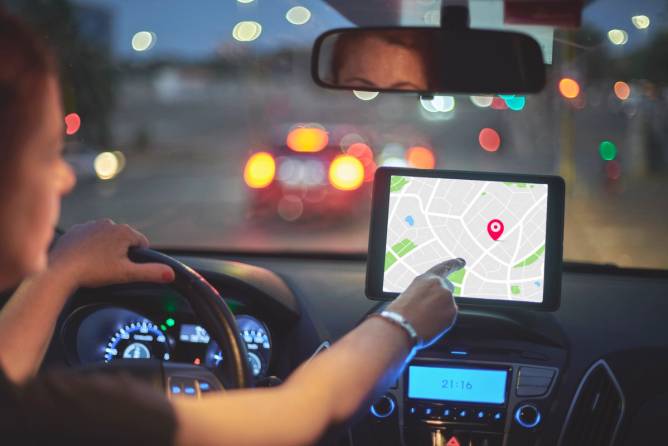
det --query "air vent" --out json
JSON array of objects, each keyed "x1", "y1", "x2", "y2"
[{"x1": 559, "y1": 360, "x2": 625, "y2": 446}]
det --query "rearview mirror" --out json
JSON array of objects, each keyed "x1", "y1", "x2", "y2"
[{"x1": 312, "y1": 28, "x2": 546, "y2": 95}]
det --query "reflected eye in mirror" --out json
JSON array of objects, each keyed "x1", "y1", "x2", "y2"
[{"x1": 313, "y1": 28, "x2": 546, "y2": 95}]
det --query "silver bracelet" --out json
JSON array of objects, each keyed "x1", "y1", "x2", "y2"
[{"x1": 369, "y1": 310, "x2": 423, "y2": 348}]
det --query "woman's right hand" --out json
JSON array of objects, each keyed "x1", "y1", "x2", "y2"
[
  {"x1": 49, "y1": 219, "x2": 175, "y2": 289},
  {"x1": 386, "y1": 258, "x2": 465, "y2": 348}
]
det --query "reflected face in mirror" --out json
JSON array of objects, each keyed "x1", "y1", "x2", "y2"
[{"x1": 331, "y1": 32, "x2": 431, "y2": 91}]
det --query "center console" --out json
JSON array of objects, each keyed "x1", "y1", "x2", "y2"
[
  {"x1": 351, "y1": 309, "x2": 568, "y2": 446},
  {"x1": 401, "y1": 358, "x2": 558, "y2": 446}
]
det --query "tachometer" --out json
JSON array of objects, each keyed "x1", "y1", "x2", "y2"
[
  {"x1": 105, "y1": 320, "x2": 169, "y2": 363},
  {"x1": 205, "y1": 315, "x2": 271, "y2": 377}
]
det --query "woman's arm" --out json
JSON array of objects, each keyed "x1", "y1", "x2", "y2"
[
  {"x1": 0, "y1": 267, "x2": 77, "y2": 384},
  {"x1": 175, "y1": 258, "x2": 463, "y2": 446},
  {"x1": 0, "y1": 220, "x2": 174, "y2": 384}
]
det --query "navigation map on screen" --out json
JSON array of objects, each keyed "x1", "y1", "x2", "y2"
[{"x1": 383, "y1": 175, "x2": 548, "y2": 302}]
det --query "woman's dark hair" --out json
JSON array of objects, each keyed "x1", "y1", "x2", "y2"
[{"x1": 0, "y1": 10, "x2": 57, "y2": 167}]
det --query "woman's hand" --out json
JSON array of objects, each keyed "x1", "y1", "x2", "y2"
[
  {"x1": 386, "y1": 258, "x2": 465, "y2": 348},
  {"x1": 48, "y1": 219, "x2": 175, "y2": 289}
]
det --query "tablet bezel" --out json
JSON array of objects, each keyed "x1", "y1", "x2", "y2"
[{"x1": 365, "y1": 167, "x2": 564, "y2": 311}]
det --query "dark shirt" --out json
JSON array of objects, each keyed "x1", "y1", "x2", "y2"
[{"x1": 0, "y1": 366, "x2": 176, "y2": 445}]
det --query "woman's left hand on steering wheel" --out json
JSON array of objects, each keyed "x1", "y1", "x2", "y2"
[{"x1": 48, "y1": 219, "x2": 175, "y2": 289}]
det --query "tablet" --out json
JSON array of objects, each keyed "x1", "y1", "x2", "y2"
[{"x1": 366, "y1": 167, "x2": 564, "y2": 310}]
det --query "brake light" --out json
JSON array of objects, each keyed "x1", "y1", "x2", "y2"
[
  {"x1": 406, "y1": 146, "x2": 435, "y2": 169},
  {"x1": 244, "y1": 152, "x2": 275, "y2": 188},
  {"x1": 329, "y1": 155, "x2": 364, "y2": 191},
  {"x1": 287, "y1": 127, "x2": 329, "y2": 153},
  {"x1": 346, "y1": 143, "x2": 376, "y2": 182}
]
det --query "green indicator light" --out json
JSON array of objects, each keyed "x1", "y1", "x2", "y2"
[
  {"x1": 599, "y1": 140, "x2": 617, "y2": 161},
  {"x1": 166, "y1": 318, "x2": 175, "y2": 327},
  {"x1": 160, "y1": 324, "x2": 167, "y2": 331}
]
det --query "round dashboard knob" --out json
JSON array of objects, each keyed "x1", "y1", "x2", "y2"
[
  {"x1": 370, "y1": 395, "x2": 396, "y2": 418},
  {"x1": 514, "y1": 404, "x2": 541, "y2": 428}
]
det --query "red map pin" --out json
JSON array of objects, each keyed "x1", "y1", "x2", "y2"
[{"x1": 487, "y1": 219, "x2": 504, "y2": 241}]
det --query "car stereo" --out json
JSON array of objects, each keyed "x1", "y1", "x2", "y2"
[
  {"x1": 366, "y1": 167, "x2": 565, "y2": 310},
  {"x1": 401, "y1": 359, "x2": 558, "y2": 446},
  {"x1": 407, "y1": 365, "x2": 509, "y2": 406}
]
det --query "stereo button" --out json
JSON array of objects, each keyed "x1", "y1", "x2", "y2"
[
  {"x1": 492, "y1": 410, "x2": 505, "y2": 423},
  {"x1": 454, "y1": 408, "x2": 471, "y2": 420},
  {"x1": 474, "y1": 409, "x2": 487, "y2": 421}
]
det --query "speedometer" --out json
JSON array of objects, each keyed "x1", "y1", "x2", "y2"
[
  {"x1": 205, "y1": 315, "x2": 271, "y2": 377},
  {"x1": 104, "y1": 320, "x2": 169, "y2": 363}
]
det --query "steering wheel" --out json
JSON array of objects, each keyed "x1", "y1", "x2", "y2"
[{"x1": 76, "y1": 248, "x2": 254, "y2": 394}]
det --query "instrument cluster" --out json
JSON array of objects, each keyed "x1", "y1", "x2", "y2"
[{"x1": 73, "y1": 306, "x2": 272, "y2": 378}]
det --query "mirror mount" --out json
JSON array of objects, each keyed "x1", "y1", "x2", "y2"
[{"x1": 441, "y1": 5, "x2": 470, "y2": 29}]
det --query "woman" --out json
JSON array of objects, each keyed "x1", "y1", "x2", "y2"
[{"x1": 0, "y1": 11, "x2": 462, "y2": 445}]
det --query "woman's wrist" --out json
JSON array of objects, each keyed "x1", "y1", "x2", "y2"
[
  {"x1": 367, "y1": 310, "x2": 422, "y2": 349},
  {"x1": 41, "y1": 260, "x2": 80, "y2": 296}
]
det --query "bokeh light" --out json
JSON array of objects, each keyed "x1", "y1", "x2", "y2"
[
  {"x1": 470, "y1": 96, "x2": 493, "y2": 108},
  {"x1": 277, "y1": 195, "x2": 303, "y2": 222},
  {"x1": 613, "y1": 81, "x2": 631, "y2": 100},
  {"x1": 131, "y1": 31, "x2": 156, "y2": 52},
  {"x1": 490, "y1": 97, "x2": 508, "y2": 110},
  {"x1": 607, "y1": 29, "x2": 628, "y2": 45},
  {"x1": 353, "y1": 90, "x2": 379, "y2": 101},
  {"x1": 112, "y1": 150, "x2": 127, "y2": 173},
  {"x1": 380, "y1": 143, "x2": 405, "y2": 166},
  {"x1": 232, "y1": 21, "x2": 262, "y2": 42},
  {"x1": 420, "y1": 95, "x2": 455, "y2": 113},
  {"x1": 287, "y1": 127, "x2": 329, "y2": 152},
  {"x1": 94, "y1": 152, "x2": 122, "y2": 180},
  {"x1": 339, "y1": 132, "x2": 365, "y2": 151},
  {"x1": 346, "y1": 142, "x2": 374, "y2": 163},
  {"x1": 605, "y1": 160, "x2": 622, "y2": 180},
  {"x1": 381, "y1": 157, "x2": 408, "y2": 167},
  {"x1": 346, "y1": 143, "x2": 376, "y2": 181},
  {"x1": 64, "y1": 113, "x2": 81, "y2": 135},
  {"x1": 244, "y1": 152, "x2": 275, "y2": 188},
  {"x1": 478, "y1": 128, "x2": 501, "y2": 152},
  {"x1": 406, "y1": 146, "x2": 436, "y2": 169},
  {"x1": 286, "y1": 6, "x2": 311, "y2": 25},
  {"x1": 503, "y1": 95, "x2": 526, "y2": 111},
  {"x1": 559, "y1": 78, "x2": 580, "y2": 99},
  {"x1": 329, "y1": 155, "x2": 364, "y2": 191},
  {"x1": 631, "y1": 15, "x2": 650, "y2": 30},
  {"x1": 599, "y1": 141, "x2": 618, "y2": 161}
]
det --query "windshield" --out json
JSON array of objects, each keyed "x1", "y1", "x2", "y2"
[{"x1": 9, "y1": 0, "x2": 668, "y2": 269}]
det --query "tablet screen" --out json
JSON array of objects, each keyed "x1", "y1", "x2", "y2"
[{"x1": 383, "y1": 175, "x2": 549, "y2": 303}]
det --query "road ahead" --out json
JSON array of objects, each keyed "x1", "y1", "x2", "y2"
[{"x1": 61, "y1": 77, "x2": 668, "y2": 270}]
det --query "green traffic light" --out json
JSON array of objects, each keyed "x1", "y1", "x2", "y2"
[
  {"x1": 599, "y1": 141, "x2": 617, "y2": 161},
  {"x1": 166, "y1": 318, "x2": 175, "y2": 327}
]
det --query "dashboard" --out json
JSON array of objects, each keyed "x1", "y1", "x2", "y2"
[
  {"x1": 31, "y1": 253, "x2": 668, "y2": 446},
  {"x1": 65, "y1": 306, "x2": 272, "y2": 378}
]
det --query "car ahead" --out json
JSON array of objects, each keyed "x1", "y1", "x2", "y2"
[
  {"x1": 243, "y1": 124, "x2": 437, "y2": 222},
  {"x1": 4, "y1": 0, "x2": 668, "y2": 445}
]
